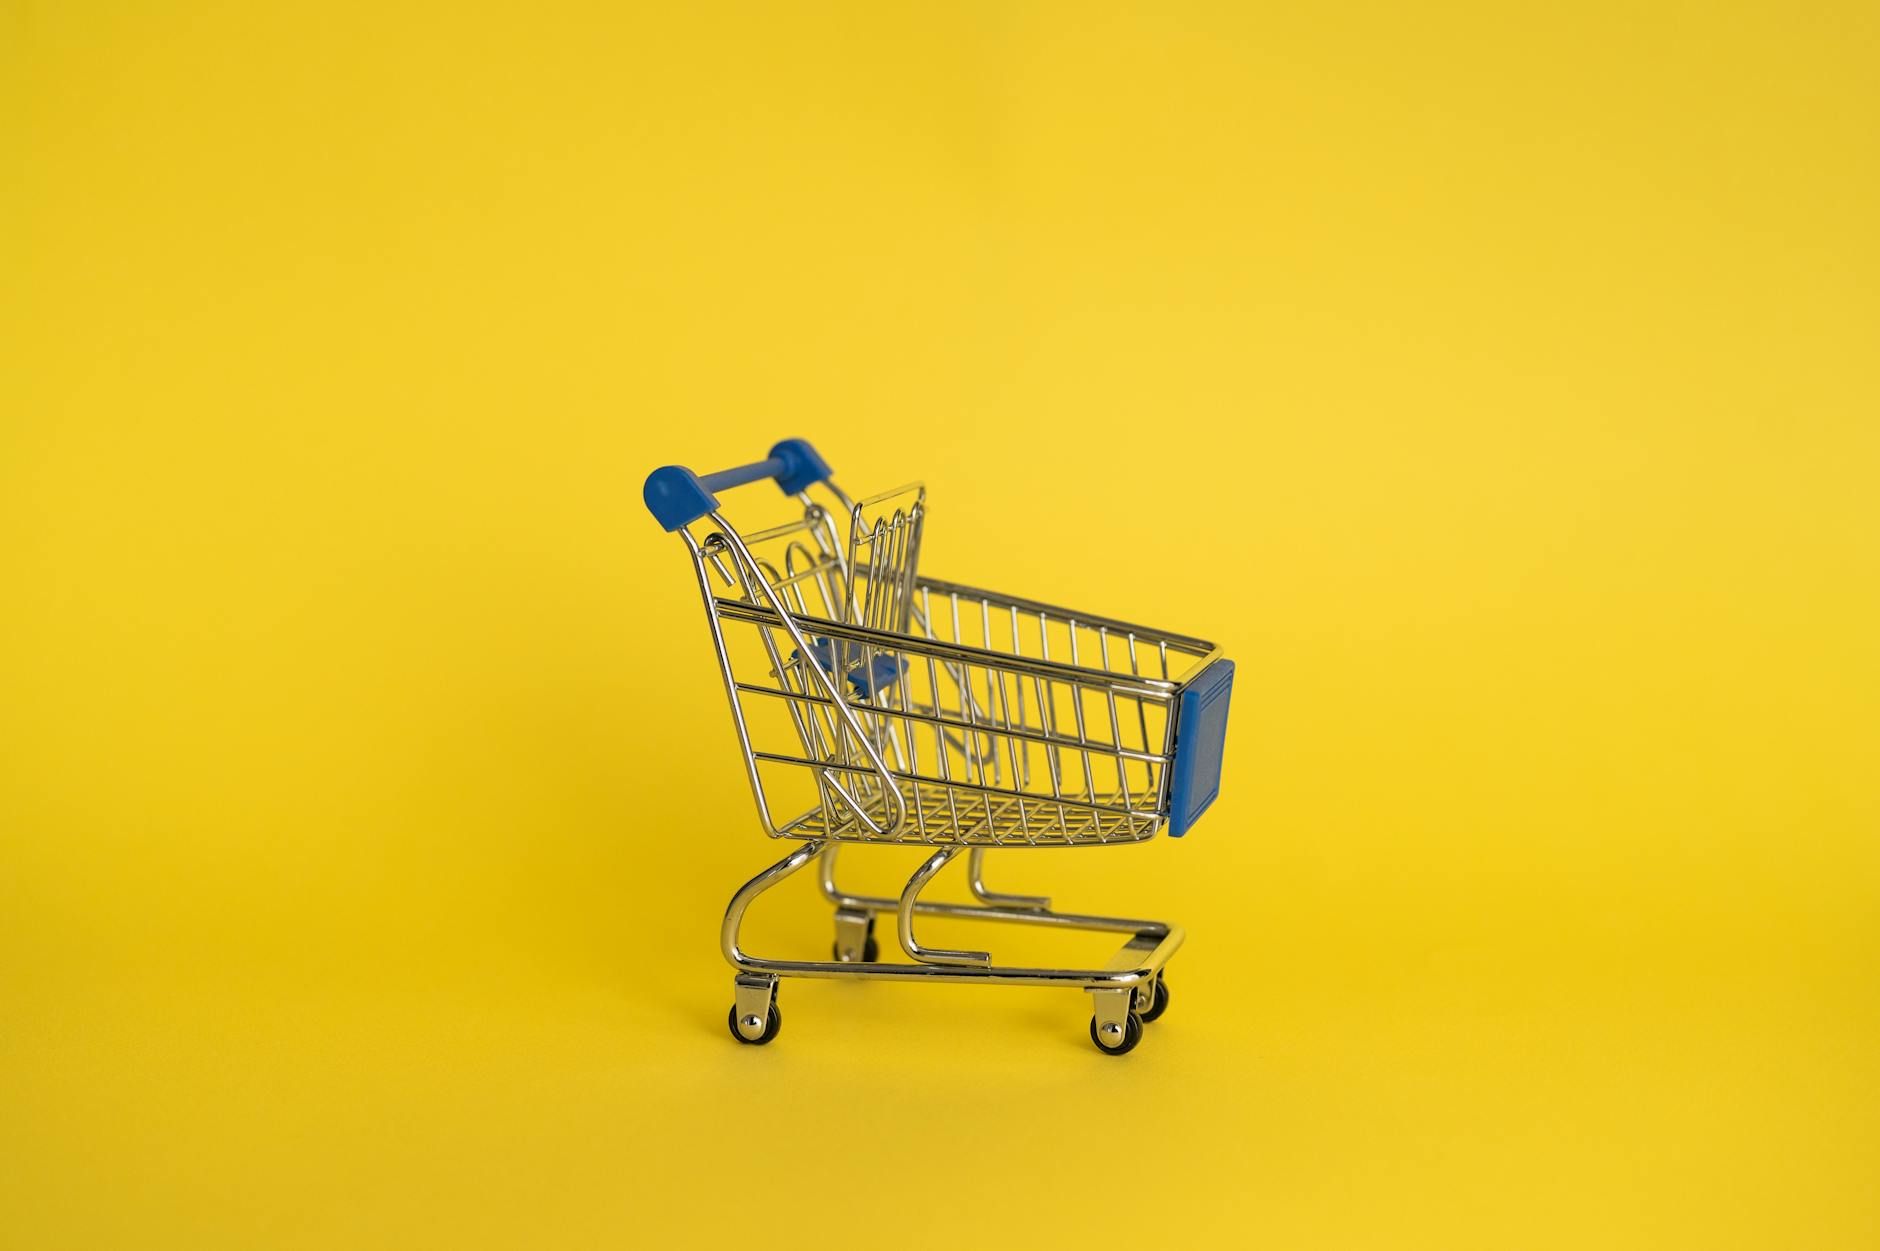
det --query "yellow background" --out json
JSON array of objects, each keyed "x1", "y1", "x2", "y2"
[{"x1": 4, "y1": 2, "x2": 1876, "y2": 1247}]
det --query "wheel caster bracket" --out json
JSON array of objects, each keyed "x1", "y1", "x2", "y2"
[
  {"x1": 1088, "y1": 986, "x2": 1145, "y2": 1055},
  {"x1": 730, "y1": 973, "x2": 781, "y2": 1045},
  {"x1": 832, "y1": 908, "x2": 878, "y2": 963}
]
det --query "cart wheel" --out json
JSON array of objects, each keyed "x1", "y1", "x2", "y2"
[
  {"x1": 728, "y1": 999, "x2": 782, "y2": 1045},
  {"x1": 1138, "y1": 977, "x2": 1171, "y2": 1024},
  {"x1": 1089, "y1": 1011, "x2": 1145, "y2": 1056}
]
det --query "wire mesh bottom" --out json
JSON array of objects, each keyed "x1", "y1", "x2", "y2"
[{"x1": 781, "y1": 781, "x2": 1164, "y2": 846}]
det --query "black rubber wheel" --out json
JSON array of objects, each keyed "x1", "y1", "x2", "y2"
[
  {"x1": 1139, "y1": 977, "x2": 1171, "y2": 1024},
  {"x1": 1089, "y1": 1011, "x2": 1145, "y2": 1055},
  {"x1": 728, "y1": 1000, "x2": 782, "y2": 1045}
]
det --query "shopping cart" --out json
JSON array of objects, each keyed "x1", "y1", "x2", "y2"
[{"x1": 644, "y1": 439, "x2": 1234, "y2": 1054}]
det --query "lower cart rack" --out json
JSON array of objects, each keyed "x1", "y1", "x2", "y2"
[{"x1": 725, "y1": 842, "x2": 1183, "y2": 1055}]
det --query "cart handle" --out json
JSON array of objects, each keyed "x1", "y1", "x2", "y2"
[{"x1": 644, "y1": 438, "x2": 834, "y2": 531}]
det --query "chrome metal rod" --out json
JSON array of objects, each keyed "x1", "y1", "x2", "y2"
[
  {"x1": 896, "y1": 847, "x2": 991, "y2": 966},
  {"x1": 726, "y1": 842, "x2": 1183, "y2": 989},
  {"x1": 966, "y1": 847, "x2": 1051, "y2": 910},
  {"x1": 730, "y1": 925, "x2": 1184, "y2": 990},
  {"x1": 721, "y1": 838, "x2": 826, "y2": 967},
  {"x1": 710, "y1": 598, "x2": 1187, "y2": 696},
  {"x1": 819, "y1": 863, "x2": 1166, "y2": 935}
]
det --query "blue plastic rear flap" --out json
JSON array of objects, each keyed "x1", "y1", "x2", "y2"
[
  {"x1": 796, "y1": 637, "x2": 906, "y2": 697},
  {"x1": 1167, "y1": 658, "x2": 1234, "y2": 837}
]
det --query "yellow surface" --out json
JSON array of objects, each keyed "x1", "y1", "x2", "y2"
[{"x1": 4, "y1": 3, "x2": 1877, "y2": 1247}]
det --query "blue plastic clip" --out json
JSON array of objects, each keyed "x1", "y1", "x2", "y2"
[{"x1": 797, "y1": 637, "x2": 906, "y2": 697}]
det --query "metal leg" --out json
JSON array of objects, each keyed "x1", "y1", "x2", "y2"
[
  {"x1": 721, "y1": 839, "x2": 826, "y2": 1045},
  {"x1": 817, "y1": 845, "x2": 875, "y2": 961},
  {"x1": 721, "y1": 838, "x2": 825, "y2": 969},
  {"x1": 816, "y1": 844, "x2": 846, "y2": 905},
  {"x1": 721, "y1": 837, "x2": 1179, "y2": 1053},
  {"x1": 823, "y1": 842, "x2": 1108, "y2": 936},
  {"x1": 722, "y1": 840, "x2": 1181, "y2": 987},
  {"x1": 896, "y1": 847, "x2": 992, "y2": 967},
  {"x1": 966, "y1": 847, "x2": 1051, "y2": 911}
]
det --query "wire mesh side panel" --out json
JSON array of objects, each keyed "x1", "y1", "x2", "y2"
[
  {"x1": 748, "y1": 570, "x2": 1194, "y2": 846},
  {"x1": 911, "y1": 579, "x2": 1218, "y2": 687},
  {"x1": 903, "y1": 579, "x2": 1215, "y2": 824},
  {"x1": 692, "y1": 503, "x2": 905, "y2": 840},
  {"x1": 689, "y1": 498, "x2": 1215, "y2": 847},
  {"x1": 844, "y1": 483, "x2": 924, "y2": 636},
  {"x1": 773, "y1": 628, "x2": 1177, "y2": 846}
]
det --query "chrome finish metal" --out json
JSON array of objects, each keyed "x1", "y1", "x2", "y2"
[
  {"x1": 720, "y1": 839, "x2": 1185, "y2": 991},
  {"x1": 896, "y1": 848, "x2": 992, "y2": 966},
  {"x1": 732, "y1": 973, "x2": 778, "y2": 1041},
  {"x1": 966, "y1": 847, "x2": 1051, "y2": 910},
  {"x1": 1090, "y1": 987, "x2": 1133, "y2": 1041},
  {"x1": 832, "y1": 907, "x2": 873, "y2": 962},
  {"x1": 665, "y1": 463, "x2": 1212, "y2": 1048}
]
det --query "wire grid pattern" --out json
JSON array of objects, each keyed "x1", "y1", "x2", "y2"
[
  {"x1": 711, "y1": 539, "x2": 1199, "y2": 843},
  {"x1": 690, "y1": 484, "x2": 1217, "y2": 846},
  {"x1": 792, "y1": 579, "x2": 1207, "y2": 845}
]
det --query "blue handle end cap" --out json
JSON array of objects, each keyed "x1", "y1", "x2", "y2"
[
  {"x1": 647, "y1": 439, "x2": 833, "y2": 529},
  {"x1": 644, "y1": 465, "x2": 718, "y2": 532},
  {"x1": 1167, "y1": 659, "x2": 1234, "y2": 837},
  {"x1": 769, "y1": 438, "x2": 833, "y2": 495}
]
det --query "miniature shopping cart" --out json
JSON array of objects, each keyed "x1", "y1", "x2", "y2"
[{"x1": 644, "y1": 439, "x2": 1234, "y2": 1054}]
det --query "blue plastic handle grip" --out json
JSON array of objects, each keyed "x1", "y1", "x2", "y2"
[{"x1": 643, "y1": 438, "x2": 834, "y2": 531}]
